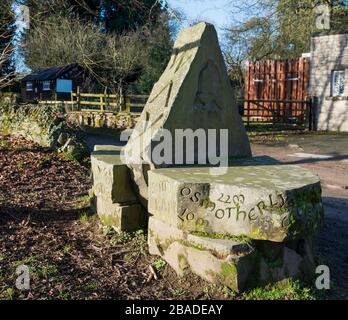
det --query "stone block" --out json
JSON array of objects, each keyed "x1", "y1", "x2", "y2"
[
  {"x1": 93, "y1": 145, "x2": 122, "y2": 152},
  {"x1": 148, "y1": 217, "x2": 316, "y2": 292},
  {"x1": 148, "y1": 162, "x2": 324, "y2": 242},
  {"x1": 97, "y1": 198, "x2": 146, "y2": 232},
  {"x1": 91, "y1": 147, "x2": 138, "y2": 204},
  {"x1": 148, "y1": 217, "x2": 256, "y2": 292}
]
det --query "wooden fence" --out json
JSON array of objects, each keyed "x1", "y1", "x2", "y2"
[
  {"x1": 243, "y1": 58, "x2": 311, "y2": 127},
  {"x1": 39, "y1": 92, "x2": 148, "y2": 113}
]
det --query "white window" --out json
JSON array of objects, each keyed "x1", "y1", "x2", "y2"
[
  {"x1": 43, "y1": 81, "x2": 50, "y2": 91},
  {"x1": 332, "y1": 70, "x2": 345, "y2": 97},
  {"x1": 26, "y1": 82, "x2": 33, "y2": 91}
]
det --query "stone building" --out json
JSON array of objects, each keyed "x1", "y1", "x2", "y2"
[{"x1": 310, "y1": 30, "x2": 348, "y2": 131}]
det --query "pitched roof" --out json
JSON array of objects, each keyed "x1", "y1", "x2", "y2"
[{"x1": 22, "y1": 63, "x2": 81, "y2": 82}]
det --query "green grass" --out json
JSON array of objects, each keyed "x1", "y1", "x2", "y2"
[
  {"x1": 153, "y1": 258, "x2": 166, "y2": 271},
  {"x1": 76, "y1": 281, "x2": 99, "y2": 291},
  {"x1": 16, "y1": 160, "x2": 25, "y2": 170},
  {"x1": 79, "y1": 213, "x2": 89, "y2": 223},
  {"x1": 132, "y1": 230, "x2": 147, "y2": 254},
  {"x1": 0, "y1": 140, "x2": 11, "y2": 149},
  {"x1": 12, "y1": 255, "x2": 39, "y2": 269},
  {"x1": 11, "y1": 255, "x2": 58, "y2": 279},
  {"x1": 102, "y1": 225, "x2": 116, "y2": 236},
  {"x1": 5, "y1": 288, "x2": 14, "y2": 300},
  {"x1": 75, "y1": 195, "x2": 91, "y2": 209},
  {"x1": 61, "y1": 151, "x2": 79, "y2": 164},
  {"x1": 79, "y1": 212, "x2": 90, "y2": 223},
  {"x1": 170, "y1": 288, "x2": 187, "y2": 297},
  {"x1": 58, "y1": 291, "x2": 71, "y2": 300},
  {"x1": 202, "y1": 284, "x2": 237, "y2": 299},
  {"x1": 63, "y1": 244, "x2": 72, "y2": 254},
  {"x1": 36, "y1": 264, "x2": 58, "y2": 278},
  {"x1": 242, "y1": 280, "x2": 317, "y2": 300}
]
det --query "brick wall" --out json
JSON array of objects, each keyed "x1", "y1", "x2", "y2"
[{"x1": 310, "y1": 31, "x2": 348, "y2": 131}]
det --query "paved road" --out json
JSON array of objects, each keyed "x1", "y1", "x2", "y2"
[{"x1": 252, "y1": 132, "x2": 348, "y2": 299}]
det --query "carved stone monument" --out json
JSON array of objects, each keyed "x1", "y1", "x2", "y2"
[
  {"x1": 91, "y1": 22, "x2": 324, "y2": 292},
  {"x1": 124, "y1": 22, "x2": 251, "y2": 206}
]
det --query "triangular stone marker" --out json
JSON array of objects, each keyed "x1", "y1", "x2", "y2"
[{"x1": 124, "y1": 22, "x2": 251, "y2": 205}]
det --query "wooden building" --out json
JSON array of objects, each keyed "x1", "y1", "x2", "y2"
[{"x1": 21, "y1": 63, "x2": 94, "y2": 101}]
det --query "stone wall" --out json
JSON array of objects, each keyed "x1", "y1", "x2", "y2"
[
  {"x1": 67, "y1": 111, "x2": 140, "y2": 131},
  {"x1": 0, "y1": 104, "x2": 88, "y2": 161},
  {"x1": 310, "y1": 31, "x2": 348, "y2": 131}
]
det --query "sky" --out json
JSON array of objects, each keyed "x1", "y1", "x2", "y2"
[{"x1": 167, "y1": 0, "x2": 238, "y2": 39}]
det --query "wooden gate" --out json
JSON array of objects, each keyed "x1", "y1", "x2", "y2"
[{"x1": 243, "y1": 58, "x2": 311, "y2": 129}]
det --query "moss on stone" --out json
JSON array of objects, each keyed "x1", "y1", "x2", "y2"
[
  {"x1": 177, "y1": 254, "x2": 189, "y2": 270},
  {"x1": 220, "y1": 262, "x2": 238, "y2": 290},
  {"x1": 284, "y1": 186, "x2": 324, "y2": 239},
  {"x1": 191, "y1": 231, "x2": 254, "y2": 248},
  {"x1": 180, "y1": 240, "x2": 207, "y2": 251},
  {"x1": 99, "y1": 213, "x2": 120, "y2": 228}
]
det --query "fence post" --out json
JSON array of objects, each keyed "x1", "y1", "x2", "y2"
[
  {"x1": 70, "y1": 92, "x2": 74, "y2": 111},
  {"x1": 247, "y1": 100, "x2": 250, "y2": 128},
  {"x1": 103, "y1": 87, "x2": 107, "y2": 111},
  {"x1": 77, "y1": 86, "x2": 80, "y2": 110},
  {"x1": 119, "y1": 94, "x2": 124, "y2": 113},
  {"x1": 126, "y1": 96, "x2": 131, "y2": 113},
  {"x1": 100, "y1": 95, "x2": 104, "y2": 112},
  {"x1": 276, "y1": 99, "x2": 281, "y2": 124}
]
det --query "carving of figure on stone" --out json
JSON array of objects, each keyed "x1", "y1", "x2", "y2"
[{"x1": 193, "y1": 60, "x2": 223, "y2": 113}]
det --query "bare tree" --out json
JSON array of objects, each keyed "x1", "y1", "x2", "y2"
[
  {"x1": 23, "y1": 14, "x2": 147, "y2": 94},
  {"x1": 0, "y1": 1, "x2": 16, "y2": 90},
  {"x1": 0, "y1": 44, "x2": 15, "y2": 90}
]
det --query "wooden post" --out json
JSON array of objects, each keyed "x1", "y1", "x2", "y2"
[
  {"x1": 71, "y1": 92, "x2": 74, "y2": 111},
  {"x1": 126, "y1": 96, "x2": 131, "y2": 113},
  {"x1": 100, "y1": 95, "x2": 104, "y2": 112},
  {"x1": 247, "y1": 100, "x2": 250, "y2": 128},
  {"x1": 104, "y1": 88, "x2": 107, "y2": 111},
  {"x1": 77, "y1": 86, "x2": 80, "y2": 110},
  {"x1": 119, "y1": 94, "x2": 125, "y2": 113}
]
